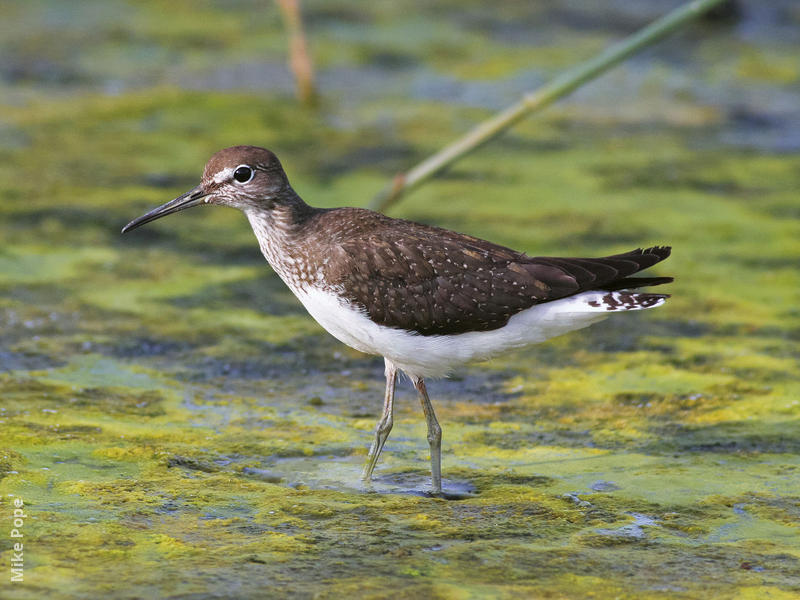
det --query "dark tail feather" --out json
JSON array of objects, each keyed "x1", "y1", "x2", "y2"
[
  {"x1": 609, "y1": 245, "x2": 672, "y2": 265},
  {"x1": 530, "y1": 245, "x2": 673, "y2": 297},
  {"x1": 597, "y1": 246, "x2": 672, "y2": 291}
]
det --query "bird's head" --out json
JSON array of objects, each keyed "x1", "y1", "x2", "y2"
[{"x1": 122, "y1": 146, "x2": 291, "y2": 233}]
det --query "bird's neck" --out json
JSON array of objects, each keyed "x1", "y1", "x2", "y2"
[
  {"x1": 244, "y1": 188, "x2": 321, "y2": 288},
  {"x1": 245, "y1": 186, "x2": 313, "y2": 234}
]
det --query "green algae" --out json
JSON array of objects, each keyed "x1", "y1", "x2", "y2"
[{"x1": 2, "y1": 1, "x2": 800, "y2": 598}]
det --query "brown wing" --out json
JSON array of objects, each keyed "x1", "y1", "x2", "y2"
[{"x1": 324, "y1": 211, "x2": 671, "y2": 336}]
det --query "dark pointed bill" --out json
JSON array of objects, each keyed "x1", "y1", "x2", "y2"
[{"x1": 121, "y1": 185, "x2": 207, "y2": 233}]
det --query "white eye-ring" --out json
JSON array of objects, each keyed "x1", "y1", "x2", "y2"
[{"x1": 233, "y1": 164, "x2": 254, "y2": 184}]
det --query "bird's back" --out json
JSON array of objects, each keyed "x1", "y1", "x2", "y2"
[{"x1": 299, "y1": 207, "x2": 671, "y2": 337}]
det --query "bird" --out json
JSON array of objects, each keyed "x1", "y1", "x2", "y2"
[{"x1": 122, "y1": 145, "x2": 672, "y2": 496}]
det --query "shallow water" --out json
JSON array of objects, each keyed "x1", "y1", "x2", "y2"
[{"x1": 1, "y1": 1, "x2": 799, "y2": 598}]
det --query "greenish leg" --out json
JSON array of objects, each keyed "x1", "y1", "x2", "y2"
[
  {"x1": 361, "y1": 358, "x2": 397, "y2": 482},
  {"x1": 414, "y1": 377, "x2": 443, "y2": 494}
]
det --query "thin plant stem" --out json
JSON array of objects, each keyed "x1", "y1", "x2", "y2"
[
  {"x1": 368, "y1": 0, "x2": 727, "y2": 212},
  {"x1": 276, "y1": 0, "x2": 317, "y2": 107}
]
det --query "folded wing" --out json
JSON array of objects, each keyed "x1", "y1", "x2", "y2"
[{"x1": 327, "y1": 215, "x2": 671, "y2": 336}]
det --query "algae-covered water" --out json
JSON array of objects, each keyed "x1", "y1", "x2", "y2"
[{"x1": 1, "y1": 1, "x2": 799, "y2": 598}]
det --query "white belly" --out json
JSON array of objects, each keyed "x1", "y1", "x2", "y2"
[{"x1": 290, "y1": 286, "x2": 658, "y2": 379}]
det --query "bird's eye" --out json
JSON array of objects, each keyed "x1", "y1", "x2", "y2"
[{"x1": 233, "y1": 165, "x2": 254, "y2": 184}]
